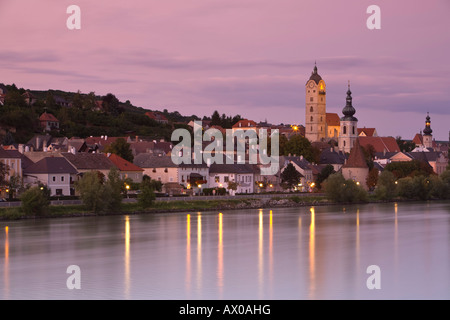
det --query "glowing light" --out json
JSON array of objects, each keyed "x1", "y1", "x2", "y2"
[
  {"x1": 356, "y1": 181, "x2": 360, "y2": 185},
  {"x1": 310, "y1": 182, "x2": 315, "y2": 188},
  {"x1": 259, "y1": 183, "x2": 263, "y2": 187}
]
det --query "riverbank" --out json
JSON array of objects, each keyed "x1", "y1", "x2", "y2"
[{"x1": 0, "y1": 195, "x2": 444, "y2": 221}]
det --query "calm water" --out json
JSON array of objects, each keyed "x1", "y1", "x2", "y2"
[{"x1": 1, "y1": 201, "x2": 450, "y2": 300}]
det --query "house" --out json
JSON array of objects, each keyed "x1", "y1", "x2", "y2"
[
  {"x1": 373, "y1": 151, "x2": 412, "y2": 167},
  {"x1": 178, "y1": 162, "x2": 209, "y2": 194},
  {"x1": 319, "y1": 147, "x2": 347, "y2": 171},
  {"x1": 0, "y1": 84, "x2": 6, "y2": 105},
  {"x1": 358, "y1": 136, "x2": 400, "y2": 153},
  {"x1": 358, "y1": 127, "x2": 378, "y2": 137},
  {"x1": 280, "y1": 156, "x2": 314, "y2": 192},
  {"x1": 61, "y1": 152, "x2": 116, "y2": 178},
  {"x1": 341, "y1": 139, "x2": 369, "y2": 190},
  {"x1": 39, "y1": 112, "x2": 60, "y2": 132},
  {"x1": 67, "y1": 138, "x2": 89, "y2": 153},
  {"x1": 232, "y1": 119, "x2": 258, "y2": 135},
  {"x1": 208, "y1": 163, "x2": 255, "y2": 195},
  {"x1": 22, "y1": 91, "x2": 36, "y2": 105},
  {"x1": 326, "y1": 113, "x2": 340, "y2": 139},
  {"x1": 407, "y1": 151, "x2": 448, "y2": 175},
  {"x1": 106, "y1": 153, "x2": 144, "y2": 183},
  {"x1": 23, "y1": 157, "x2": 78, "y2": 196},
  {"x1": 145, "y1": 111, "x2": 169, "y2": 124},
  {"x1": 133, "y1": 153, "x2": 178, "y2": 183}
]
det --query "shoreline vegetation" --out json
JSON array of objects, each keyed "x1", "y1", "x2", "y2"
[{"x1": 1, "y1": 194, "x2": 448, "y2": 221}]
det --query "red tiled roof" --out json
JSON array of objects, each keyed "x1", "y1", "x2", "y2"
[
  {"x1": 358, "y1": 136, "x2": 400, "y2": 153},
  {"x1": 232, "y1": 119, "x2": 257, "y2": 128},
  {"x1": 145, "y1": 111, "x2": 168, "y2": 121},
  {"x1": 326, "y1": 113, "x2": 340, "y2": 126},
  {"x1": 39, "y1": 112, "x2": 59, "y2": 122},
  {"x1": 107, "y1": 153, "x2": 143, "y2": 172},
  {"x1": 357, "y1": 128, "x2": 376, "y2": 137},
  {"x1": 412, "y1": 133, "x2": 423, "y2": 145},
  {"x1": 343, "y1": 139, "x2": 368, "y2": 168}
]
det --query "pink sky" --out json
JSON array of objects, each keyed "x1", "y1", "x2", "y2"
[{"x1": 1, "y1": 0, "x2": 449, "y2": 140}]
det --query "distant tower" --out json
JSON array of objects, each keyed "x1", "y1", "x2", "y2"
[
  {"x1": 305, "y1": 63, "x2": 327, "y2": 142},
  {"x1": 338, "y1": 82, "x2": 358, "y2": 153},
  {"x1": 422, "y1": 112, "x2": 433, "y2": 149}
]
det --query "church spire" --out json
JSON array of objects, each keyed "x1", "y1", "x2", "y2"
[
  {"x1": 423, "y1": 112, "x2": 432, "y2": 136},
  {"x1": 341, "y1": 81, "x2": 357, "y2": 121}
]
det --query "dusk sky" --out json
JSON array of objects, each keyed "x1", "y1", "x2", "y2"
[{"x1": 1, "y1": 0, "x2": 449, "y2": 140}]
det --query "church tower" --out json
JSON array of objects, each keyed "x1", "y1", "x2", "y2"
[
  {"x1": 305, "y1": 63, "x2": 327, "y2": 142},
  {"x1": 338, "y1": 82, "x2": 358, "y2": 153},
  {"x1": 423, "y1": 112, "x2": 433, "y2": 149}
]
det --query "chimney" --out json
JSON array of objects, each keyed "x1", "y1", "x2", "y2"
[
  {"x1": 18, "y1": 144, "x2": 24, "y2": 154},
  {"x1": 36, "y1": 136, "x2": 41, "y2": 150}
]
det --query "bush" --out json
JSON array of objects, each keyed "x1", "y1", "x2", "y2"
[
  {"x1": 137, "y1": 182, "x2": 156, "y2": 209},
  {"x1": 323, "y1": 173, "x2": 368, "y2": 203},
  {"x1": 375, "y1": 170, "x2": 397, "y2": 200},
  {"x1": 20, "y1": 186, "x2": 50, "y2": 216},
  {"x1": 396, "y1": 176, "x2": 430, "y2": 200},
  {"x1": 75, "y1": 171, "x2": 107, "y2": 212}
]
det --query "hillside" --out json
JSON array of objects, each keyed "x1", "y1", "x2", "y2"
[{"x1": 0, "y1": 83, "x2": 200, "y2": 144}]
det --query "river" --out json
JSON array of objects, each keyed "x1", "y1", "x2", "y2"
[{"x1": 1, "y1": 201, "x2": 449, "y2": 300}]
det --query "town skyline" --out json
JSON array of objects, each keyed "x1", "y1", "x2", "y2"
[{"x1": 1, "y1": 0, "x2": 449, "y2": 140}]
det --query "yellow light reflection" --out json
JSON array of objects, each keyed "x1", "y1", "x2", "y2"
[
  {"x1": 309, "y1": 207, "x2": 316, "y2": 299},
  {"x1": 218, "y1": 213, "x2": 223, "y2": 295},
  {"x1": 186, "y1": 214, "x2": 191, "y2": 292},
  {"x1": 356, "y1": 208, "x2": 360, "y2": 276},
  {"x1": 197, "y1": 213, "x2": 202, "y2": 291},
  {"x1": 124, "y1": 216, "x2": 130, "y2": 298},
  {"x1": 258, "y1": 209, "x2": 264, "y2": 298},
  {"x1": 4, "y1": 226, "x2": 9, "y2": 298},
  {"x1": 269, "y1": 210, "x2": 273, "y2": 290}
]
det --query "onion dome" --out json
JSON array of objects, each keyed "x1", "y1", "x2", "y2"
[
  {"x1": 341, "y1": 81, "x2": 357, "y2": 121},
  {"x1": 308, "y1": 62, "x2": 323, "y2": 85},
  {"x1": 423, "y1": 112, "x2": 432, "y2": 136}
]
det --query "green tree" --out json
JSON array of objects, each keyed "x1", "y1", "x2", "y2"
[
  {"x1": 211, "y1": 110, "x2": 221, "y2": 126},
  {"x1": 384, "y1": 160, "x2": 434, "y2": 179},
  {"x1": 283, "y1": 134, "x2": 320, "y2": 163},
  {"x1": 75, "y1": 171, "x2": 107, "y2": 212},
  {"x1": 102, "y1": 93, "x2": 121, "y2": 116},
  {"x1": 20, "y1": 186, "x2": 50, "y2": 216},
  {"x1": 315, "y1": 164, "x2": 335, "y2": 190},
  {"x1": 366, "y1": 167, "x2": 379, "y2": 191},
  {"x1": 104, "y1": 167, "x2": 124, "y2": 211},
  {"x1": 375, "y1": 170, "x2": 397, "y2": 200},
  {"x1": 396, "y1": 136, "x2": 416, "y2": 152},
  {"x1": 137, "y1": 179, "x2": 156, "y2": 209},
  {"x1": 280, "y1": 163, "x2": 301, "y2": 190},
  {"x1": 323, "y1": 173, "x2": 368, "y2": 203},
  {"x1": 72, "y1": 90, "x2": 84, "y2": 109},
  {"x1": 105, "y1": 137, "x2": 134, "y2": 162}
]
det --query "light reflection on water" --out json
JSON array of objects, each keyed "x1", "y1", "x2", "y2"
[{"x1": 1, "y1": 201, "x2": 450, "y2": 300}]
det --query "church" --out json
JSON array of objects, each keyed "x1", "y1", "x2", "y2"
[{"x1": 305, "y1": 63, "x2": 359, "y2": 153}]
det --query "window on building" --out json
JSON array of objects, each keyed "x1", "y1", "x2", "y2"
[
  {"x1": 310, "y1": 106, "x2": 313, "y2": 112},
  {"x1": 52, "y1": 176, "x2": 56, "y2": 182},
  {"x1": 310, "y1": 97, "x2": 313, "y2": 102},
  {"x1": 343, "y1": 126, "x2": 347, "y2": 134},
  {"x1": 310, "y1": 116, "x2": 313, "y2": 122},
  {"x1": 56, "y1": 189, "x2": 63, "y2": 196},
  {"x1": 352, "y1": 126, "x2": 355, "y2": 134},
  {"x1": 344, "y1": 140, "x2": 346, "y2": 147},
  {"x1": 215, "y1": 176, "x2": 220, "y2": 183},
  {"x1": 224, "y1": 176, "x2": 229, "y2": 182},
  {"x1": 61, "y1": 176, "x2": 64, "y2": 182}
]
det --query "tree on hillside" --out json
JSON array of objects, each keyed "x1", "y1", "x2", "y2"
[
  {"x1": 105, "y1": 137, "x2": 134, "y2": 162},
  {"x1": 102, "y1": 93, "x2": 121, "y2": 116},
  {"x1": 211, "y1": 110, "x2": 221, "y2": 126}
]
